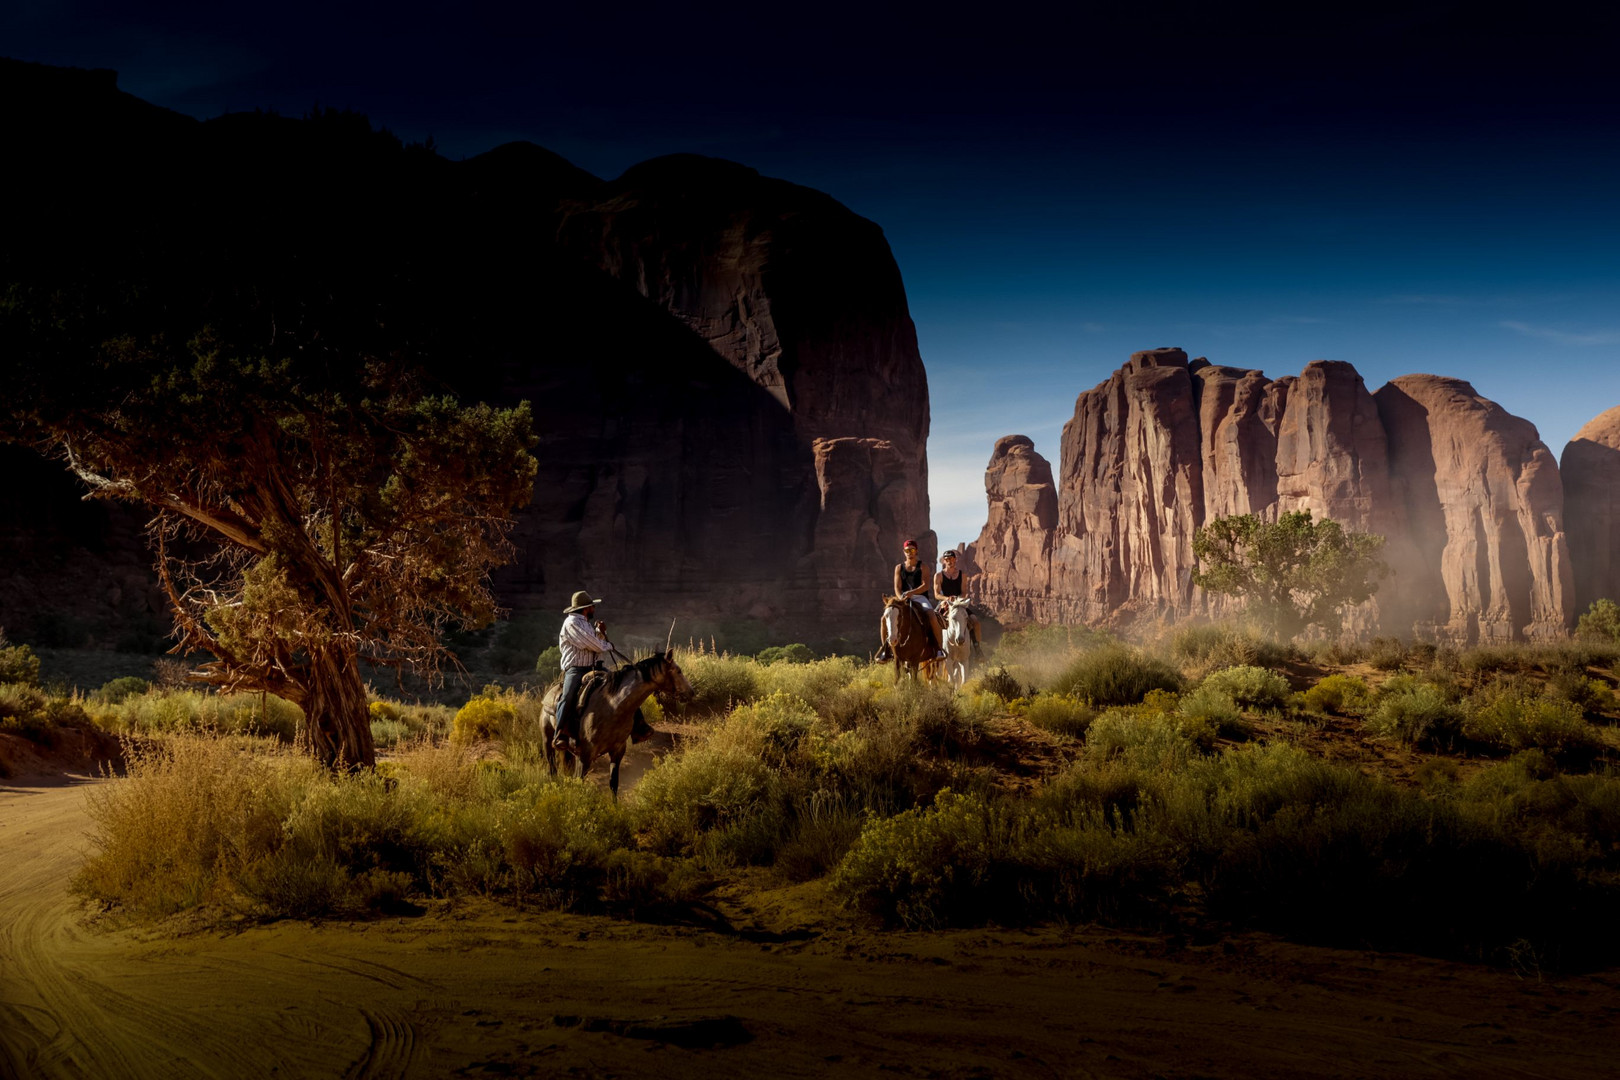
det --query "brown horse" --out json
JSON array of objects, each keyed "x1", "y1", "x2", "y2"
[
  {"x1": 880, "y1": 594, "x2": 942, "y2": 683},
  {"x1": 540, "y1": 650, "x2": 691, "y2": 800}
]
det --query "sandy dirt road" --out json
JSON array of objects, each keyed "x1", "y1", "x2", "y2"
[{"x1": 4, "y1": 775, "x2": 1620, "y2": 1080}]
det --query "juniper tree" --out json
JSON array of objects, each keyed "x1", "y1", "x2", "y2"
[
  {"x1": 1192, "y1": 511, "x2": 1388, "y2": 640},
  {"x1": 2, "y1": 104, "x2": 538, "y2": 768}
]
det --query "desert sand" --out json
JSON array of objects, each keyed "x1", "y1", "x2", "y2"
[{"x1": 4, "y1": 774, "x2": 1619, "y2": 1079}]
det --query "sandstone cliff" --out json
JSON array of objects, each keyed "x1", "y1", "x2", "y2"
[
  {"x1": 550, "y1": 155, "x2": 933, "y2": 631},
  {"x1": 0, "y1": 62, "x2": 932, "y2": 653},
  {"x1": 970, "y1": 349, "x2": 1576, "y2": 643},
  {"x1": 1562, "y1": 406, "x2": 1620, "y2": 616}
]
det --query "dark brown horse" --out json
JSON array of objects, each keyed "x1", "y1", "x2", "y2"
[
  {"x1": 880, "y1": 594, "x2": 941, "y2": 683},
  {"x1": 540, "y1": 650, "x2": 691, "y2": 800}
]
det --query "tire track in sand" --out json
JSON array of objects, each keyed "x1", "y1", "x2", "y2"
[{"x1": 0, "y1": 777, "x2": 437, "y2": 1079}]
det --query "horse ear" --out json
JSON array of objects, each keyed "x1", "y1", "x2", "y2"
[{"x1": 665, "y1": 648, "x2": 674, "y2": 661}]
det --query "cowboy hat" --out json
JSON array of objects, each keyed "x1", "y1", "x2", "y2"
[{"x1": 564, "y1": 590, "x2": 603, "y2": 613}]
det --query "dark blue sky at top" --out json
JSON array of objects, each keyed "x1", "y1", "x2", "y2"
[{"x1": 9, "y1": 1, "x2": 1620, "y2": 546}]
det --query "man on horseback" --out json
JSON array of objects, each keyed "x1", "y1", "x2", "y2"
[
  {"x1": 877, "y1": 539, "x2": 945, "y2": 661},
  {"x1": 934, "y1": 549, "x2": 981, "y2": 654},
  {"x1": 552, "y1": 590, "x2": 655, "y2": 751}
]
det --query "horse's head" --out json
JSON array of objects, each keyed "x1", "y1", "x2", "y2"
[
  {"x1": 653, "y1": 649, "x2": 693, "y2": 699},
  {"x1": 883, "y1": 594, "x2": 906, "y2": 609}
]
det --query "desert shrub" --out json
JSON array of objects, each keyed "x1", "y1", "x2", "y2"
[
  {"x1": 673, "y1": 650, "x2": 760, "y2": 715},
  {"x1": 1166, "y1": 623, "x2": 1293, "y2": 676},
  {"x1": 755, "y1": 655, "x2": 862, "y2": 713},
  {"x1": 76, "y1": 733, "x2": 679, "y2": 921},
  {"x1": 1086, "y1": 707, "x2": 1213, "y2": 768},
  {"x1": 1176, "y1": 685, "x2": 1246, "y2": 737},
  {"x1": 1199, "y1": 665, "x2": 1290, "y2": 710},
  {"x1": 631, "y1": 695, "x2": 799, "y2": 864},
  {"x1": 833, "y1": 789, "x2": 1008, "y2": 929},
  {"x1": 1050, "y1": 646, "x2": 1183, "y2": 706},
  {"x1": 93, "y1": 676, "x2": 151, "y2": 705},
  {"x1": 1364, "y1": 677, "x2": 1462, "y2": 747},
  {"x1": 497, "y1": 780, "x2": 637, "y2": 903},
  {"x1": 370, "y1": 717, "x2": 410, "y2": 747},
  {"x1": 1367, "y1": 636, "x2": 1407, "y2": 671},
  {"x1": 992, "y1": 624, "x2": 1105, "y2": 690},
  {"x1": 885, "y1": 679, "x2": 987, "y2": 755},
  {"x1": 366, "y1": 698, "x2": 453, "y2": 743},
  {"x1": 975, "y1": 665, "x2": 1026, "y2": 702},
  {"x1": 1408, "y1": 640, "x2": 1439, "y2": 668},
  {"x1": 453, "y1": 695, "x2": 515, "y2": 742},
  {"x1": 1302, "y1": 638, "x2": 1366, "y2": 666},
  {"x1": 0, "y1": 683, "x2": 47, "y2": 722},
  {"x1": 0, "y1": 633, "x2": 41, "y2": 687},
  {"x1": 533, "y1": 645, "x2": 562, "y2": 675},
  {"x1": 1459, "y1": 645, "x2": 1520, "y2": 677},
  {"x1": 1548, "y1": 671, "x2": 1618, "y2": 715},
  {"x1": 757, "y1": 643, "x2": 815, "y2": 665},
  {"x1": 1301, "y1": 673, "x2": 1372, "y2": 714},
  {"x1": 90, "y1": 689, "x2": 302, "y2": 741},
  {"x1": 1530, "y1": 639, "x2": 1620, "y2": 672},
  {"x1": 1460, "y1": 692, "x2": 1603, "y2": 757},
  {"x1": 0, "y1": 684, "x2": 93, "y2": 743},
  {"x1": 775, "y1": 792, "x2": 866, "y2": 882},
  {"x1": 1577, "y1": 598, "x2": 1620, "y2": 644},
  {"x1": 76, "y1": 736, "x2": 317, "y2": 916},
  {"x1": 1020, "y1": 692, "x2": 1096, "y2": 738}
]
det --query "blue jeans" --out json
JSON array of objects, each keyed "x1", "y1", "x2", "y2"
[{"x1": 556, "y1": 664, "x2": 598, "y2": 739}]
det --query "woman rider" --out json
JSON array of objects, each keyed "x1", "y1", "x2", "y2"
[{"x1": 934, "y1": 548, "x2": 981, "y2": 652}]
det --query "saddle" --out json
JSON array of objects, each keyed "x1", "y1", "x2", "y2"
[{"x1": 574, "y1": 668, "x2": 611, "y2": 712}]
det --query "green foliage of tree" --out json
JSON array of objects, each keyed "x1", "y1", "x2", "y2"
[
  {"x1": 1192, "y1": 511, "x2": 1388, "y2": 640},
  {"x1": 1576, "y1": 599, "x2": 1620, "y2": 644},
  {"x1": 0, "y1": 629, "x2": 41, "y2": 687}
]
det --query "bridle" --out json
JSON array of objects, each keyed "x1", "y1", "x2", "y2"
[{"x1": 885, "y1": 596, "x2": 924, "y2": 650}]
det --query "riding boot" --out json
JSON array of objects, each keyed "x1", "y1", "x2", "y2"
[{"x1": 631, "y1": 706, "x2": 655, "y2": 744}]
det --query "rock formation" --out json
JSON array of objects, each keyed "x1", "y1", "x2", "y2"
[
  {"x1": 0, "y1": 61, "x2": 932, "y2": 652},
  {"x1": 550, "y1": 155, "x2": 934, "y2": 632},
  {"x1": 966, "y1": 436, "x2": 1059, "y2": 620},
  {"x1": 1373, "y1": 376, "x2": 1572, "y2": 643},
  {"x1": 1561, "y1": 405, "x2": 1620, "y2": 616},
  {"x1": 970, "y1": 350, "x2": 1577, "y2": 643}
]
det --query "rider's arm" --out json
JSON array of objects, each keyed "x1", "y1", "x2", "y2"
[
  {"x1": 893, "y1": 563, "x2": 904, "y2": 598},
  {"x1": 933, "y1": 570, "x2": 946, "y2": 600},
  {"x1": 561, "y1": 615, "x2": 612, "y2": 655}
]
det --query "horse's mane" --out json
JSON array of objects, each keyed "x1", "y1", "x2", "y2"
[{"x1": 608, "y1": 654, "x2": 665, "y2": 689}]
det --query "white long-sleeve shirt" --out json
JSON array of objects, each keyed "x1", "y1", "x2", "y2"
[{"x1": 559, "y1": 613, "x2": 612, "y2": 669}]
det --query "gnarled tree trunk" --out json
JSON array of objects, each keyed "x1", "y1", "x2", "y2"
[{"x1": 293, "y1": 645, "x2": 375, "y2": 770}]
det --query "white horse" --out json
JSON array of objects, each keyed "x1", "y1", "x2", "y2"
[{"x1": 940, "y1": 598, "x2": 974, "y2": 687}]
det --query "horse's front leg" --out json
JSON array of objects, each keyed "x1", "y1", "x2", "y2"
[
  {"x1": 574, "y1": 749, "x2": 590, "y2": 781},
  {"x1": 608, "y1": 756, "x2": 621, "y2": 802}
]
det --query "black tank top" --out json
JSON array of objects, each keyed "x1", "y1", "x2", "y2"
[
  {"x1": 939, "y1": 570, "x2": 962, "y2": 597},
  {"x1": 899, "y1": 563, "x2": 923, "y2": 593}
]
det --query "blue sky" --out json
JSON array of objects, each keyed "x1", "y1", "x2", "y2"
[{"x1": 9, "y1": 2, "x2": 1620, "y2": 548}]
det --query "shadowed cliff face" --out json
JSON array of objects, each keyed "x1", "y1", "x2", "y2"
[
  {"x1": 0, "y1": 61, "x2": 931, "y2": 651},
  {"x1": 969, "y1": 349, "x2": 1578, "y2": 643},
  {"x1": 1562, "y1": 406, "x2": 1620, "y2": 617}
]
